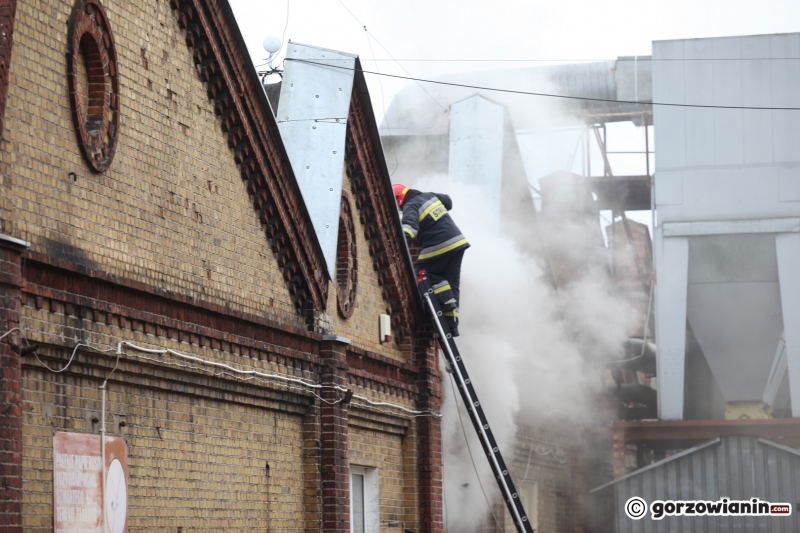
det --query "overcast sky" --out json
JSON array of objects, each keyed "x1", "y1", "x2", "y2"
[{"x1": 229, "y1": 0, "x2": 800, "y2": 124}]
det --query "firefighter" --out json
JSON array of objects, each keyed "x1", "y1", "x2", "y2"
[{"x1": 394, "y1": 183, "x2": 469, "y2": 336}]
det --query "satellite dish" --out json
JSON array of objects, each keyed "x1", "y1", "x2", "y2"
[
  {"x1": 104, "y1": 458, "x2": 127, "y2": 533},
  {"x1": 262, "y1": 36, "x2": 281, "y2": 54}
]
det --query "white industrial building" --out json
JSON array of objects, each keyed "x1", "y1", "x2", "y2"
[{"x1": 653, "y1": 33, "x2": 800, "y2": 421}]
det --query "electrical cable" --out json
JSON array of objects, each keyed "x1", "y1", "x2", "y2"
[
  {"x1": 448, "y1": 374, "x2": 502, "y2": 531},
  {"x1": 364, "y1": 33, "x2": 399, "y2": 176},
  {"x1": 336, "y1": 0, "x2": 447, "y2": 113},
  {"x1": 121, "y1": 346, "x2": 343, "y2": 406},
  {"x1": 281, "y1": 57, "x2": 800, "y2": 62},
  {"x1": 102, "y1": 343, "x2": 122, "y2": 387},
  {"x1": 518, "y1": 445, "x2": 534, "y2": 485},
  {"x1": 335, "y1": 0, "x2": 403, "y2": 177},
  {"x1": 360, "y1": 37, "x2": 448, "y2": 113},
  {"x1": 0, "y1": 327, "x2": 20, "y2": 342},
  {"x1": 120, "y1": 341, "x2": 436, "y2": 415},
  {"x1": 276, "y1": 0, "x2": 290, "y2": 59},
  {"x1": 284, "y1": 58, "x2": 800, "y2": 111},
  {"x1": 17, "y1": 329, "x2": 440, "y2": 418},
  {"x1": 32, "y1": 342, "x2": 113, "y2": 373}
]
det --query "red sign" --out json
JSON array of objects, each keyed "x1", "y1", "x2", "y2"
[{"x1": 53, "y1": 432, "x2": 128, "y2": 533}]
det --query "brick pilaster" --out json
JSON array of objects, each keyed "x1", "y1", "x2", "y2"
[
  {"x1": 415, "y1": 323, "x2": 443, "y2": 533},
  {"x1": 319, "y1": 335, "x2": 351, "y2": 533},
  {"x1": 570, "y1": 445, "x2": 586, "y2": 533},
  {"x1": 0, "y1": 234, "x2": 27, "y2": 533},
  {"x1": 612, "y1": 425, "x2": 626, "y2": 478}
]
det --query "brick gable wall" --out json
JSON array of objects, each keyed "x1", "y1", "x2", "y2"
[
  {"x1": 0, "y1": 0, "x2": 443, "y2": 530},
  {"x1": 5, "y1": 0, "x2": 304, "y2": 326}
]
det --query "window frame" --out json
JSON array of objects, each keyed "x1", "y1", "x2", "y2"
[{"x1": 349, "y1": 465, "x2": 379, "y2": 533}]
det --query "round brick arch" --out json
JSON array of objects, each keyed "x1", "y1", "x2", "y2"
[
  {"x1": 336, "y1": 194, "x2": 358, "y2": 318},
  {"x1": 67, "y1": 0, "x2": 120, "y2": 173}
]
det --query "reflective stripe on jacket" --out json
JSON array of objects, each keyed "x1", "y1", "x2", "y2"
[{"x1": 401, "y1": 190, "x2": 469, "y2": 261}]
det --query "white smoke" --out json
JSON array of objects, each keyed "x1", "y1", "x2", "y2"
[
  {"x1": 431, "y1": 180, "x2": 637, "y2": 531},
  {"x1": 384, "y1": 57, "x2": 640, "y2": 531}
]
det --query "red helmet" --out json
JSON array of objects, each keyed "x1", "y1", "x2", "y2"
[{"x1": 393, "y1": 183, "x2": 410, "y2": 206}]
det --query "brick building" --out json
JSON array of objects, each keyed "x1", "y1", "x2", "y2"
[{"x1": 0, "y1": 0, "x2": 444, "y2": 531}]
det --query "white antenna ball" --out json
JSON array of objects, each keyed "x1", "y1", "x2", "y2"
[{"x1": 262, "y1": 36, "x2": 281, "y2": 54}]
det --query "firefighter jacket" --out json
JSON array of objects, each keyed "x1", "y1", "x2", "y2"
[{"x1": 401, "y1": 190, "x2": 470, "y2": 261}]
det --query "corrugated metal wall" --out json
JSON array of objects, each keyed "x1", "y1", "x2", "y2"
[{"x1": 613, "y1": 436, "x2": 800, "y2": 533}]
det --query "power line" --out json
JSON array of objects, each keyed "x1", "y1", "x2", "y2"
[
  {"x1": 336, "y1": 0, "x2": 400, "y2": 175},
  {"x1": 449, "y1": 374, "x2": 503, "y2": 531},
  {"x1": 276, "y1": 0, "x2": 291, "y2": 58},
  {"x1": 284, "y1": 58, "x2": 800, "y2": 111},
  {"x1": 280, "y1": 57, "x2": 800, "y2": 62},
  {"x1": 336, "y1": 0, "x2": 447, "y2": 112}
]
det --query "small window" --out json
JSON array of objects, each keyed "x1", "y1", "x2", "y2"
[
  {"x1": 351, "y1": 472, "x2": 365, "y2": 533},
  {"x1": 350, "y1": 466, "x2": 378, "y2": 533},
  {"x1": 505, "y1": 481, "x2": 538, "y2": 532},
  {"x1": 521, "y1": 482, "x2": 538, "y2": 531}
]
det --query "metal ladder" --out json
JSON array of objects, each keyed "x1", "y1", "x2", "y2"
[{"x1": 417, "y1": 270, "x2": 534, "y2": 533}]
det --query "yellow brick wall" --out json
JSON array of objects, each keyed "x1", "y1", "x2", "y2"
[
  {"x1": 348, "y1": 422, "x2": 408, "y2": 533},
  {"x1": 504, "y1": 438, "x2": 572, "y2": 533},
  {"x1": 4, "y1": 0, "x2": 301, "y2": 326},
  {"x1": 328, "y1": 168, "x2": 409, "y2": 362},
  {"x1": 7, "y1": 0, "x2": 428, "y2": 528},
  {"x1": 22, "y1": 362, "x2": 308, "y2": 532}
]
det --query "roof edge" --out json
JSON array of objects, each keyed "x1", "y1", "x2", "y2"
[
  {"x1": 217, "y1": 1, "x2": 330, "y2": 280},
  {"x1": 757, "y1": 437, "x2": 800, "y2": 458},
  {"x1": 351, "y1": 57, "x2": 423, "y2": 311},
  {"x1": 169, "y1": 0, "x2": 331, "y2": 314},
  {"x1": 590, "y1": 437, "x2": 722, "y2": 493},
  {"x1": 284, "y1": 40, "x2": 358, "y2": 59}
]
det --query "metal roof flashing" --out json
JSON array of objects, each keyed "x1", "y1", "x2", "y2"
[
  {"x1": 590, "y1": 437, "x2": 722, "y2": 493},
  {"x1": 278, "y1": 44, "x2": 422, "y2": 310},
  {"x1": 276, "y1": 43, "x2": 357, "y2": 280},
  {"x1": 590, "y1": 435, "x2": 800, "y2": 494}
]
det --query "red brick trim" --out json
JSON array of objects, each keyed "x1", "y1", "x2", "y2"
[
  {"x1": 336, "y1": 194, "x2": 357, "y2": 319},
  {"x1": 66, "y1": 0, "x2": 120, "y2": 172},
  {"x1": 168, "y1": 0, "x2": 327, "y2": 316},
  {"x1": 25, "y1": 252, "x2": 319, "y2": 348},
  {"x1": 413, "y1": 322, "x2": 443, "y2": 532},
  {"x1": 346, "y1": 346, "x2": 418, "y2": 398},
  {"x1": 0, "y1": 236, "x2": 26, "y2": 533},
  {"x1": 319, "y1": 338, "x2": 351, "y2": 533},
  {"x1": 23, "y1": 255, "x2": 424, "y2": 398},
  {"x1": 0, "y1": 0, "x2": 16, "y2": 138},
  {"x1": 345, "y1": 90, "x2": 418, "y2": 344}
]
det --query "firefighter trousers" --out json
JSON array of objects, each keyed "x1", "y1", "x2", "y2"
[{"x1": 417, "y1": 248, "x2": 465, "y2": 331}]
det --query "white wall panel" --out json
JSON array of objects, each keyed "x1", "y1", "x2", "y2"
[
  {"x1": 776, "y1": 233, "x2": 800, "y2": 416},
  {"x1": 681, "y1": 167, "x2": 781, "y2": 220},
  {"x1": 742, "y1": 38, "x2": 774, "y2": 165},
  {"x1": 770, "y1": 36, "x2": 800, "y2": 164},
  {"x1": 653, "y1": 40, "x2": 686, "y2": 170},
  {"x1": 712, "y1": 38, "x2": 744, "y2": 166},
  {"x1": 684, "y1": 40, "x2": 715, "y2": 168},
  {"x1": 655, "y1": 234, "x2": 689, "y2": 420},
  {"x1": 778, "y1": 165, "x2": 800, "y2": 203},
  {"x1": 653, "y1": 34, "x2": 800, "y2": 419},
  {"x1": 654, "y1": 170, "x2": 683, "y2": 206},
  {"x1": 448, "y1": 96, "x2": 504, "y2": 234}
]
